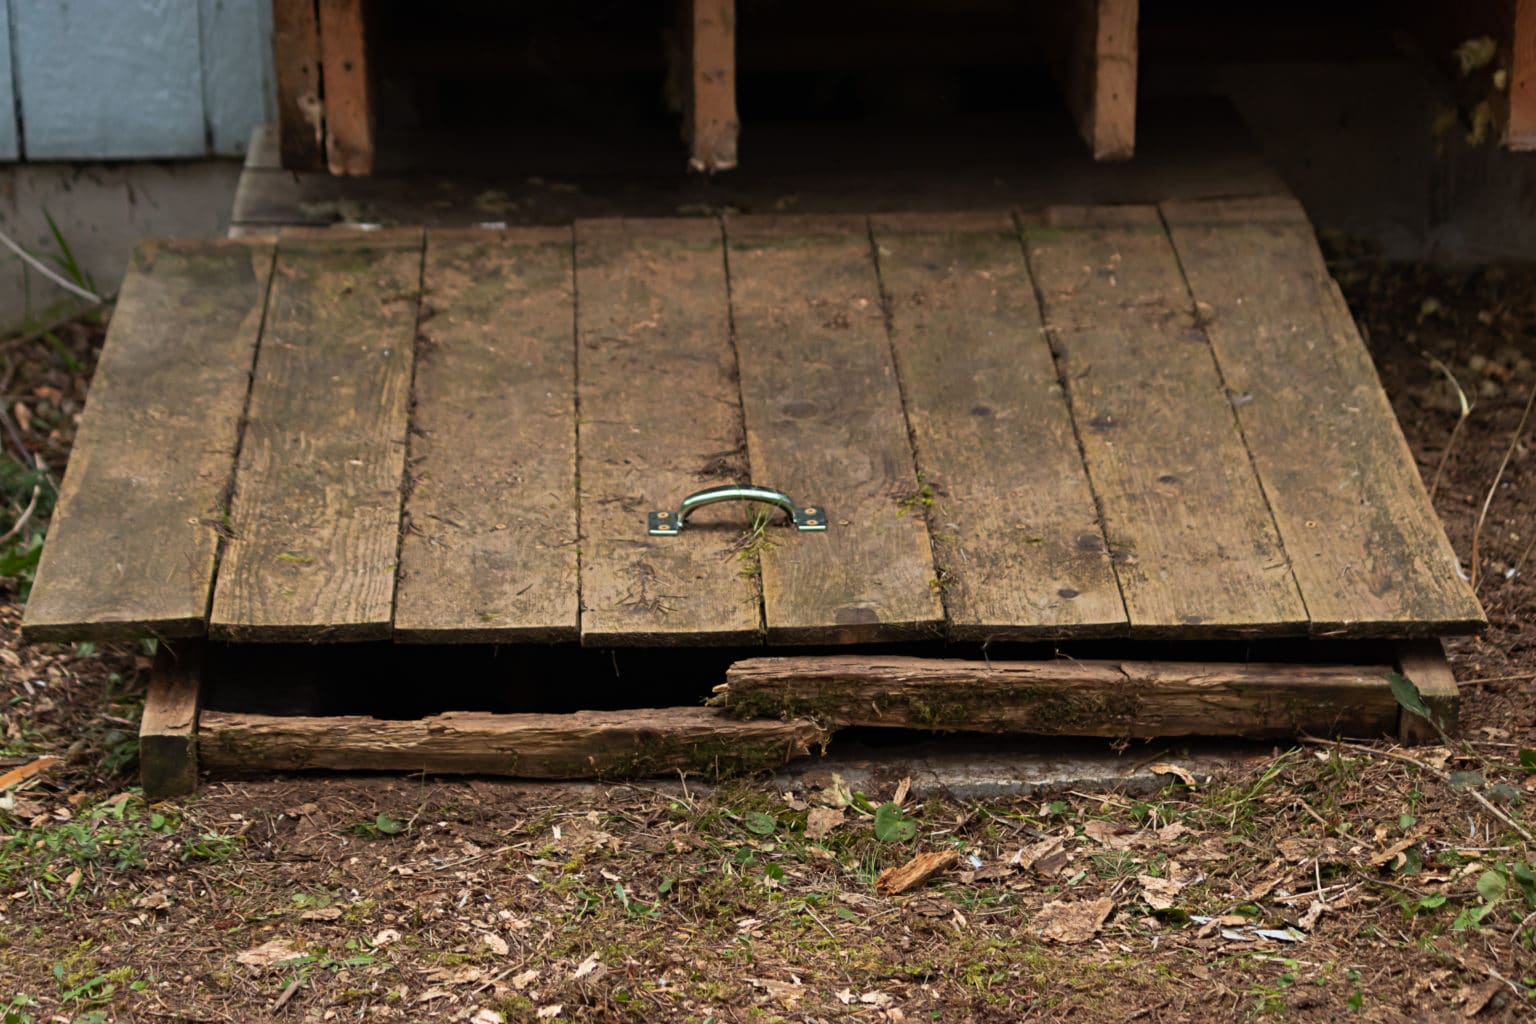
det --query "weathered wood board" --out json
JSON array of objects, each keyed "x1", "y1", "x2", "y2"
[
  {"x1": 1023, "y1": 206, "x2": 1308, "y2": 637},
  {"x1": 1161, "y1": 198, "x2": 1484, "y2": 637},
  {"x1": 721, "y1": 654, "x2": 1401, "y2": 739},
  {"x1": 575, "y1": 218, "x2": 762, "y2": 645},
  {"x1": 726, "y1": 215, "x2": 944, "y2": 644},
  {"x1": 871, "y1": 212, "x2": 1125, "y2": 639},
  {"x1": 24, "y1": 241, "x2": 274, "y2": 642},
  {"x1": 394, "y1": 229, "x2": 579, "y2": 642},
  {"x1": 209, "y1": 231, "x2": 423, "y2": 641}
]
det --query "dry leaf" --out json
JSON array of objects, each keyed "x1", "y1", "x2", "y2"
[
  {"x1": 1460, "y1": 978, "x2": 1504, "y2": 1018},
  {"x1": 1034, "y1": 897, "x2": 1114, "y2": 944},
  {"x1": 471, "y1": 1009, "x2": 505, "y2": 1024},
  {"x1": 805, "y1": 806, "x2": 844, "y2": 840},
  {"x1": 1016, "y1": 836, "x2": 1068, "y2": 877},
  {"x1": 1146, "y1": 762, "x2": 1199, "y2": 787},
  {"x1": 0, "y1": 755, "x2": 61, "y2": 791},
  {"x1": 512, "y1": 969, "x2": 539, "y2": 990},
  {"x1": 1298, "y1": 900, "x2": 1327, "y2": 931},
  {"x1": 301, "y1": 906, "x2": 342, "y2": 922},
  {"x1": 1137, "y1": 874, "x2": 1185, "y2": 911},
  {"x1": 133, "y1": 891, "x2": 171, "y2": 911},
  {"x1": 481, "y1": 932, "x2": 509, "y2": 956},
  {"x1": 536, "y1": 1005, "x2": 563, "y2": 1020},
  {"x1": 237, "y1": 939, "x2": 305, "y2": 972},
  {"x1": 414, "y1": 990, "x2": 452, "y2": 1004},
  {"x1": 1084, "y1": 820, "x2": 1135, "y2": 849},
  {"x1": 573, "y1": 954, "x2": 600, "y2": 979},
  {"x1": 372, "y1": 928, "x2": 401, "y2": 947},
  {"x1": 875, "y1": 849, "x2": 959, "y2": 896}
]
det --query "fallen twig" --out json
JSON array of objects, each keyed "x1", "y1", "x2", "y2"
[
  {"x1": 1471, "y1": 383, "x2": 1536, "y2": 592},
  {"x1": 1299, "y1": 736, "x2": 1533, "y2": 843},
  {"x1": 1423, "y1": 354, "x2": 1471, "y2": 503}
]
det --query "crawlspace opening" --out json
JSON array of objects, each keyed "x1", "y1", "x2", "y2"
[{"x1": 198, "y1": 638, "x2": 1403, "y2": 719}]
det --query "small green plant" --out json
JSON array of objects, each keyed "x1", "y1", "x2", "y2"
[
  {"x1": 873, "y1": 802, "x2": 917, "y2": 843},
  {"x1": 350, "y1": 813, "x2": 405, "y2": 839},
  {"x1": 180, "y1": 830, "x2": 244, "y2": 864}
]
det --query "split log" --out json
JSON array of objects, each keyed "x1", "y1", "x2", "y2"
[
  {"x1": 719, "y1": 655, "x2": 1401, "y2": 739},
  {"x1": 198, "y1": 708, "x2": 827, "y2": 778}
]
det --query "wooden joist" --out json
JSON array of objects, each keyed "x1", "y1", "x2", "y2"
[
  {"x1": 1394, "y1": 639, "x2": 1458, "y2": 744},
  {"x1": 684, "y1": 0, "x2": 739, "y2": 172},
  {"x1": 139, "y1": 641, "x2": 204, "y2": 799},
  {"x1": 1040, "y1": 0, "x2": 1139, "y2": 161},
  {"x1": 197, "y1": 708, "x2": 827, "y2": 778},
  {"x1": 271, "y1": 0, "x2": 373, "y2": 175},
  {"x1": 718, "y1": 654, "x2": 1402, "y2": 739}
]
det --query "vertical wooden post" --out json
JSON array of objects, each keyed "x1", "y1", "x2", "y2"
[
  {"x1": 317, "y1": 0, "x2": 375, "y2": 176},
  {"x1": 1394, "y1": 639, "x2": 1459, "y2": 745},
  {"x1": 271, "y1": 0, "x2": 325, "y2": 171},
  {"x1": 1042, "y1": 0, "x2": 1139, "y2": 162},
  {"x1": 140, "y1": 640, "x2": 204, "y2": 799},
  {"x1": 1511, "y1": 0, "x2": 1536, "y2": 150},
  {"x1": 686, "y1": 0, "x2": 738, "y2": 173}
]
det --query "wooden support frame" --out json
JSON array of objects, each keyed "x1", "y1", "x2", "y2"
[
  {"x1": 1394, "y1": 639, "x2": 1460, "y2": 744},
  {"x1": 684, "y1": 0, "x2": 739, "y2": 172},
  {"x1": 1512, "y1": 0, "x2": 1536, "y2": 150},
  {"x1": 271, "y1": 0, "x2": 375, "y2": 175},
  {"x1": 140, "y1": 641, "x2": 204, "y2": 800},
  {"x1": 1040, "y1": 0, "x2": 1139, "y2": 161}
]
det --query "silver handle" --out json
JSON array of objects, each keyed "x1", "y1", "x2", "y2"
[{"x1": 648, "y1": 485, "x2": 827, "y2": 536}]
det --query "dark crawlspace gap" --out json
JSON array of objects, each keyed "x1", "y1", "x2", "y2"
[{"x1": 199, "y1": 638, "x2": 1399, "y2": 719}]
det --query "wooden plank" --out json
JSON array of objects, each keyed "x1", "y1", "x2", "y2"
[
  {"x1": 317, "y1": 0, "x2": 374, "y2": 176},
  {"x1": 140, "y1": 641, "x2": 204, "y2": 799},
  {"x1": 23, "y1": 241, "x2": 275, "y2": 642},
  {"x1": 575, "y1": 218, "x2": 762, "y2": 646},
  {"x1": 271, "y1": 0, "x2": 324, "y2": 171},
  {"x1": 1394, "y1": 639, "x2": 1460, "y2": 743},
  {"x1": 209, "y1": 231, "x2": 423, "y2": 642},
  {"x1": 1040, "y1": 0, "x2": 1139, "y2": 161},
  {"x1": 393, "y1": 228, "x2": 579, "y2": 642},
  {"x1": 725, "y1": 215, "x2": 944, "y2": 644},
  {"x1": 1161, "y1": 197, "x2": 1485, "y2": 637},
  {"x1": 720, "y1": 655, "x2": 1401, "y2": 739},
  {"x1": 12, "y1": 0, "x2": 206, "y2": 158},
  {"x1": 1023, "y1": 206, "x2": 1308, "y2": 637},
  {"x1": 198, "y1": 707, "x2": 828, "y2": 778},
  {"x1": 1512, "y1": 0, "x2": 1536, "y2": 149},
  {"x1": 199, "y1": 0, "x2": 277, "y2": 157},
  {"x1": 685, "y1": 0, "x2": 738, "y2": 172},
  {"x1": 870, "y1": 213, "x2": 1125, "y2": 640}
]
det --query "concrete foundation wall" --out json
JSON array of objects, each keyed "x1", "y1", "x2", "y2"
[{"x1": 0, "y1": 161, "x2": 241, "y2": 330}]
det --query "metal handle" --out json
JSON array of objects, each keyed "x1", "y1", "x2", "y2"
[{"x1": 648, "y1": 485, "x2": 827, "y2": 536}]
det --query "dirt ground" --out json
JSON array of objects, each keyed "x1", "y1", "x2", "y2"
[{"x1": 0, "y1": 254, "x2": 1533, "y2": 1023}]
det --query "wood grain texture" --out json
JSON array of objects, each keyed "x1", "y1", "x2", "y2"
[
  {"x1": 271, "y1": 0, "x2": 324, "y2": 171},
  {"x1": 1023, "y1": 206, "x2": 1308, "y2": 637},
  {"x1": 198, "y1": 707, "x2": 827, "y2": 778},
  {"x1": 575, "y1": 218, "x2": 762, "y2": 646},
  {"x1": 1395, "y1": 639, "x2": 1459, "y2": 743},
  {"x1": 1162, "y1": 197, "x2": 1485, "y2": 637},
  {"x1": 725, "y1": 215, "x2": 944, "y2": 644},
  {"x1": 1040, "y1": 0, "x2": 1138, "y2": 161},
  {"x1": 210, "y1": 231, "x2": 423, "y2": 642},
  {"x1": 394, "y1": 228, "x2": 579, "y2": 642},
  {"x1": 686, "y1": 0, "x2": 738, "y2": 172},
  {"x1": 140, "y1": 641, "x2": 203, "y2": 799},
  {"x1": 721, "y1": 654, "x2": 1400, "y2": 739},
  {"x1": 871, "y1": 213, "x2": 1125, "y2": 640},
  {"x1": 23, "y1": 241, "x2": 275, "y2": 642},
  {"x1": 1511, "y1": 0, "x2": 1536, "y2": 149},
  {"x1": 317, "y1": 0, "x2": 374, "y2": 175}
]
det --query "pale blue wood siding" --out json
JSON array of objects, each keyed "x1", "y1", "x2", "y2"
[
  {"x1": 200, "y1": 0, "x2": 274, "y2": 156},
  {"x1": 0, "y1": 0, "x2": 17, "y2": 160},
  {"x1": 3, "y1": 0, "x2": 273, "y2": 161}
]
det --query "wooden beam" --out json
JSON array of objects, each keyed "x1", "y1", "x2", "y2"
[
  {"x1": 685, "y1": 0, "x2": 738, "y2": 172},
  {"x1": 1394, "y1": 640, "x2": 1460, "y2": 744},
  {"x1": 1512, "y1": 0, "x2": 1536, "y2": 149},
  {"x1": 719, "y1": 655, "x2": 1401, "y2": 739},
  {"x1": 197, "y1": 708, "x2": 827, "y2": 778},
  {"x1": 140, "y1": 642, "x2": 204, "y2": 799},
  {"x1": 317, "y1": 0, "x2": 374, "y2": 175},
  {"x1": 1043, "y1": 0, "x2": 1139, "y2": 161},
  {"x1": 271, "y1": 0, "x2": 324, "y2": 171}
]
